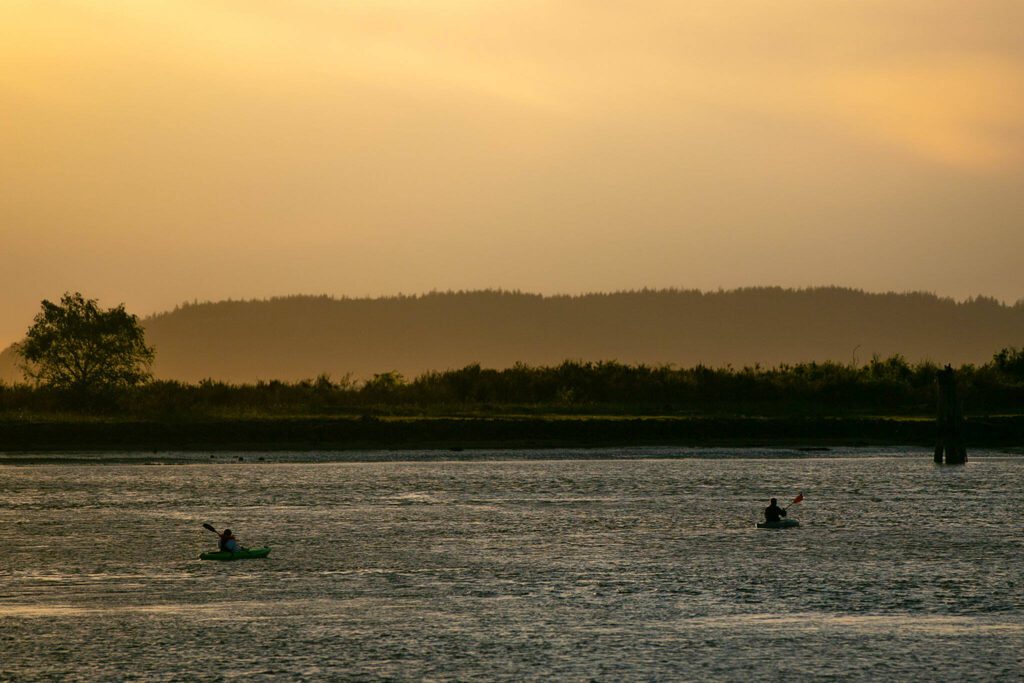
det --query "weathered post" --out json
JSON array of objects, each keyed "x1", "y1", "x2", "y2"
[{"x1": 934, "y1": 365, "x2": 967, "y2": 465}]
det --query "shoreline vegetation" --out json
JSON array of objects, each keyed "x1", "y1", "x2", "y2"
[{"x1": 1, "y1": 352, "x2": 1022, "y2": 452}]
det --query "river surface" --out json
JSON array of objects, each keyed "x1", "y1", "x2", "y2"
[{"x1": 1, "y1": 448, "x2": 1022, "y2": 681}]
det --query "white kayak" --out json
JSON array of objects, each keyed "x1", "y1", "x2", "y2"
[{"x1": 757, "y1": 519, "x2": 800, "y2": 529}]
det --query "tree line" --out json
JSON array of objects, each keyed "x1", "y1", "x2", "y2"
[
  {"x1": 3, "y1": 292, "x2": 1021, "y2": 418},
  {"x1": 2, "y1": 353, "x2": 1023, "y2": 418},
  {"x1": 107, "y1": 287, "x2": 1024, "y2": 383}
]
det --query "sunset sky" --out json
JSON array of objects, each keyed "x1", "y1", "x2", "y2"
[{"x1": 2, "y1": 1, "x2": 1023, "y2": 347}]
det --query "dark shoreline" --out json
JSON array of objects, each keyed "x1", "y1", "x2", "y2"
[{"x1": 2, "y1": 415, "x2": 1022, "y2": 453}]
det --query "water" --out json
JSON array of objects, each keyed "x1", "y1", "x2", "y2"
[{"x1": 2, "y1": 448, "x2": 1022, "y2": 681}]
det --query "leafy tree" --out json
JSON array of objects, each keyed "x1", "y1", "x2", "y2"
[
  {"x1": 360, "y1": 371, "x2": 406, "y2": 404},
  {"x1": 993, "y1": 347, "x2": 1024, "y2": 381},
  {"x1": 16, "y1": 292, "x2": 155, "y2": 394}
]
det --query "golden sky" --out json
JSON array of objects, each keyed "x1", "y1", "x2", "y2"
[{"x1": 2, "y1": 1, "x2": 1023, "y2": 346}]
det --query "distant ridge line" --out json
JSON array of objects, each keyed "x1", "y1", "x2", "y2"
[
  {"x1": 2, "y1": 287, "x2": 1022, "y2": 383},
  {"x1": 155, "y1": 286, "x2": 1021, "y2": 316}
]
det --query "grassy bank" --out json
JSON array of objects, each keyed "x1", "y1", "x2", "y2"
[{"x1": 2, "y1": 414, "x2": 1023, "y2": 452}]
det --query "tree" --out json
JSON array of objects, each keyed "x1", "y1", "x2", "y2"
[
  {"x1": 993, "y1": 347, "x2": 1024, "y2": 381},
  {"x1": 16, "y1": 292, "x2": 155, "y2": 394},
  {"x1": 361, "y1": 371, "x2": 405, "y2": 401}
]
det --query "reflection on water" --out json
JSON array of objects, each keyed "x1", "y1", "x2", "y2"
[
  {"x1": 688, "y1": 613, "x2": 1024, "y2": 634},
  {"x1": 2, "y1": 450, "x2": 1022, "y2": 680}
]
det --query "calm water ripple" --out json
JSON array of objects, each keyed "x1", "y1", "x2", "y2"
[{"x1": 1, "y1": 449, "x2": 1022, "y2": 681}]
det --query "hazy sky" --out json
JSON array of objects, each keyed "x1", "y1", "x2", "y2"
[{"x1": 3, "y1": 1, "x2": 1023, "y2": 346}]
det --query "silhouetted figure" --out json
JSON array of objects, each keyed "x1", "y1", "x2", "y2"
[
  {"x1": 218, "y1": 529, "x2": 240, "y2": 552},
  {"x1": 764, "y1": 498, "x2": 787, "y2": 523}
]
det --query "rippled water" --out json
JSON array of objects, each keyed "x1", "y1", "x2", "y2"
[{"x1": 2, "y1": 449, "x2": 1022, "y2": 681}]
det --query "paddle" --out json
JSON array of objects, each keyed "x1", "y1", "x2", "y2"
[{"x1": 784, "y1": 493, "x2": 804, "y2": 511}]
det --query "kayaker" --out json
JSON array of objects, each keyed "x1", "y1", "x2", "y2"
[
  {"x1": 218, "y1": 529, "x2": 240, "y2": 553},
  {"x1": 764, "y1": 498, "x2": 787, "y2": 524}
]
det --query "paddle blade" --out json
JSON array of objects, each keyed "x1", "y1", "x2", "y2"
[
  {"x1": 791, "y1": 493, "x2": 804, "y2": 506},
  {"x1": 203, "y1": 523, "x2": 218, "y2": 534}
]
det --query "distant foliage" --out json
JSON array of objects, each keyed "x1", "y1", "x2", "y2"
[
  {"x1": 15, "y1": 292, "x2": 155, "y2": 396},
  {"x1": 362, "y1": 371, "x2": 406, "y2": 398},
  {"x1": 136, "y1": 287, "x2": 1024, "y2": 384},
  {"x1": 1, "y1": 350, "x2": 1022, "y2": 418},
  {"x1": 992, "y1": 347, "x2": 1024, "y2": 380}
]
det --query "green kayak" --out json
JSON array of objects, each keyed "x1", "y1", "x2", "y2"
[
  {"x1": 756, "y1": 519, "x2": 800, "y2": 529},
  {"x1": 200, "y1": 547, "x2": 271, "y2": 561}
]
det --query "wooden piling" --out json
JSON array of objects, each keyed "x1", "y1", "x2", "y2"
[{"x1": 934, "y1": 365, "x2": 967, "y2": 465}]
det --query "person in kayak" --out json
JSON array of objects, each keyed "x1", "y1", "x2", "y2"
[
  {"x1": 764, "y1": 498, "x2": 787, "y2": 523},
  {"x1": 218, "y1": 529, "x2": 240, "y2": 552}
]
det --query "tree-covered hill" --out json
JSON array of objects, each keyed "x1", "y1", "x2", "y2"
[{"x1": 1, "y1": 288, "x2": 1022, "y2": 384}]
